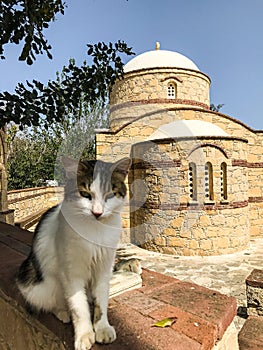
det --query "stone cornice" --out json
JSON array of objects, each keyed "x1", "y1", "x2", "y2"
[
  {"x1": 131, "y1": 200, "x2": 249, "y2": 211},
  {"x1": 107, "y1": 104, "x2": 263, "y2": 135},
  {"x1": 123, "y1": 66, "x2": 211, "y2": 82},
  {"x1": 134, "y1": 136, "x2": 248, "y2": 148}
]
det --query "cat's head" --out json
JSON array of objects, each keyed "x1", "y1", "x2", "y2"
[{"x1": 62, "y1": 157, "x2": 131, "y2": 220}]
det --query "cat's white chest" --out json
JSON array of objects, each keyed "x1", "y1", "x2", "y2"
[{"x1": 61, "y1": 204, "x2": 122, "y2": 249}]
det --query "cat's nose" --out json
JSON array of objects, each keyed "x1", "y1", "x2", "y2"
[{"x1": 92, "y1": 211, "x2": 102, "y2": 219}]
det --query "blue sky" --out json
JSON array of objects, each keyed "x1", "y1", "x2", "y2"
[{"x1": 1, "y1": 0, "x2": 263, "y2": 129}]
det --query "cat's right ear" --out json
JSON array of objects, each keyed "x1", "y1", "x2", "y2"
[{"x1": 61, "y1": 156, "x2": 79, "y2": 179}]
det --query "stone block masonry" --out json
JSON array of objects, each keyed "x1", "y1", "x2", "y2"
[
  {"x1": 96, "y1": 104, "x2": 263, "y2": 254},
  {"x1": 7, "y1": 186, "x2": 64, "y2": 227},
  {"x1": 110, "y1": 68, "x2": 210, "y2": 130},
  {"x1": 246, "y1": 269, "x2": 263, "y2": 316},
  {"x1": 238, "y1": 269, "x2": 263, "y2": 350},
  {"x1": 129, "y1": 137, "x2": 250, "y2": 255},
  {"x1": 96, "y1": 48, "x2": 263, "y2": 256}
]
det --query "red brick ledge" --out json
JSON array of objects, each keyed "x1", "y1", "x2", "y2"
[
  {"x1": 106, "y1": 270, "x2": 237, "y2": 350},
  {"x1": 110, "y1": 99, "x2": 210, "y2": 113},
  {"x1": 238, "y1": 316, "x2": 263, "y2": 350},
  {"x1": 0, "y1": 222, "x2": 237, "y2": 350},
  {"x1": 246, "y1": 269, "x2": 263, "y2": 288}
]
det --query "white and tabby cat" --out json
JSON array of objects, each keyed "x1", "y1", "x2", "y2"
[{"x1": 16, "y1": 156, "x2": 131, "y2": 350}]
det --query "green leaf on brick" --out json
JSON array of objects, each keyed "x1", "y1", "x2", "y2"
[{"x1": 151, "y1": 317, "x2": 177, "y2": 328}]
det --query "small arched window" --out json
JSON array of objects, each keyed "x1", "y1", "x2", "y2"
[
  {"x1": 167, "y1": 82, "x2": 176, "y2": 99},
  {"x1": 220, "y1": 162, "x2": 228, "y2": 200},
  {"x1": 205, "y1": 162, "x2": 214, "y2": 201},
  {"x1": 189, "y1": 162, "x2": 197, "y2": 201}
]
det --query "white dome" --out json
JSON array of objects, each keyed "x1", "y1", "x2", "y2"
[
  {"x1": 124, "y1": 49, "x2": 199, "y2": 73},
  {"x1": 148, "y1": 120, "x2": 229, "y2": 140}
]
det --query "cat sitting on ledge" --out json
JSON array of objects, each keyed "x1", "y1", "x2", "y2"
[{"x1": 16, "y1": 156, "x2": 131, "y2": 350}]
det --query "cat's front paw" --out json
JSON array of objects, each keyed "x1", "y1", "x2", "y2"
[
  {"x1": 95, "y1": 325, "x2": 116, "y2": 344},
  {"x1": 75, "y1": 331, "x2": 95, "y2": 350}
]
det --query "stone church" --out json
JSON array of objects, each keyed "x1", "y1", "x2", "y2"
[{"x1": 97, "y1": 45, "x2": 263, "y2": 256}]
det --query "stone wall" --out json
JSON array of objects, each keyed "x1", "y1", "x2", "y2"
[
  {"x1": 129, "y1": 137, "x2": 250, "y2": 256},
  {"x1": 111, "y1": 68, "x2": 210, "y2": 105},
  {"x1": 8, "y1": 186, "x2": 64, "y2": 223},
  {"x1": 96, "y1": 64, "x2": 263, "y2": 255},
  {"x1": 247, "y1": 132, "x2": 263, "y2": 237},
  {"x1": 110, "y1": 68, "x2": 210, "y2": 130},
  {"x1": 96, "y1": 108, "x2": 263, "y2": 248}
]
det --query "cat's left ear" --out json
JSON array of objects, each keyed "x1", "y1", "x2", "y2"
[{"x1": 111, "y1": 157, "x2": 131, "y2": 179}]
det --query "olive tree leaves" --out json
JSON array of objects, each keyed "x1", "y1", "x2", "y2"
[
  {"x1": 0, "y1": 1, "x2": 134, "y2": 129},
  {"x1": 0, "y1": 0, "x2": 65, "y2": 64},
  {"x1": 1, "y1": 1, "x2": 135, "y2": 189},
  {"x1": 0, "y1": 41, "x2": 134, "y2": 129}
]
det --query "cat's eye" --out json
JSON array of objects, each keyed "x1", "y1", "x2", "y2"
[
  {"x1": 105, "y1": 193, "x2": 115, "y2": 201},
  {"x1": 80, "y1": 191, "x2": 92, "y2": 200}
]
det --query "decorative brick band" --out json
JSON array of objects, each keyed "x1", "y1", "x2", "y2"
[
  {"x1": 110, "y1": 99, "x2": 210, "y2": 113},
  {"x1": 247, "y1": 162, "x2": 263, "y2": 168},
  {"x1": 249, "y1": 196, "x2": 263, "y2": 203},
  {"x1": 232, "y1": 160, "x2": 248, "y2": 167},
  {"x1": 232, "y1": 160, "x2": 263, "y2": 168},
  {"x1": 189, "y1": 143, "x2": 229, "y2": 158},
  {"x1": 131, "y1": 200, "x2": 249, "y2": 211},
  {"x1": 160, "y1": 75, "x2": 183, "y2": 83}
]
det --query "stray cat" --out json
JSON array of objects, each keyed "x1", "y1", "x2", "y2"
[{"x1": 16, "y1": 156, "x2": 131, "y2": 350}]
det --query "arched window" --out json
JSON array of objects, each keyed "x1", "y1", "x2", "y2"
[
  {"x1": 220, "y1": 162, "x2": 228, "y2": 200},
  {"x1": 167, "y1": 82, "x2": 176, "y2": 99},
  {"x1": 205, "y1": 162, "x2": 214, "y2": 201},
  {"x1": 189, "y1": 162, "x2": 197, "y2": 201}
]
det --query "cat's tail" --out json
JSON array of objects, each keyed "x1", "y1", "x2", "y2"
[{"x1": 17, "y1": 274, "x2": 60, "y2": 312}]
